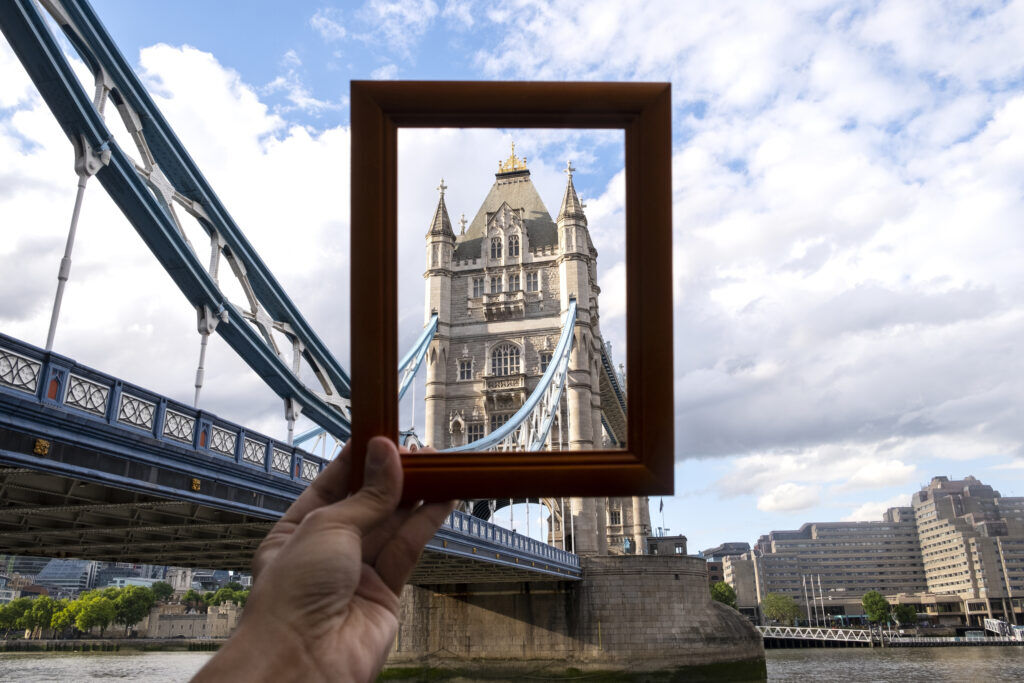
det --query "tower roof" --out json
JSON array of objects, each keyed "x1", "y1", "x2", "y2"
[
  {"x1": 454, "y1": 148, "x2": 558, "y2": 260},
  {"x1": 426, "y1": 179, "x2": 455, "y2": 239},
  {"x1": 557, "y1": 160, "x2": 587, "y2": 225}
]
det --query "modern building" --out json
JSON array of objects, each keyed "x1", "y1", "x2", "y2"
[
  {"x1": 723, "y1": 553, "x2": 760, "y2": 621},
  {"x1": 106, "y1": 576, "x2": 161, "y2": 589},
  {"x1": 421, "y1": 145, "x2": 648, "y2": 555},
  {"x1": 33, "y1": 558, "x2": 97, "y2": 594},
  {"x1": 750, "y1": 507, "x2": 926, "y2": 606},
  {"x1": 912, "y1": 476, "x2": 1024, "y2": 624},
  {"x1": 703, "y1": 542, "x2": 751, "y2": 561}
]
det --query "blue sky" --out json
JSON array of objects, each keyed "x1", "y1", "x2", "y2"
[{"x1": 3, "y1": 0, "x2": 1024, "y2": 552}]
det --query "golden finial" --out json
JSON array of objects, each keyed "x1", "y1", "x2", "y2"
[{"x1": 498, "y1": 141, "x2": 528, "y2": 173}]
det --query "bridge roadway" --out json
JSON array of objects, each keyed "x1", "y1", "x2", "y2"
[{"x1": 0, "y1": 333, "x2": 581, "y2": 582}]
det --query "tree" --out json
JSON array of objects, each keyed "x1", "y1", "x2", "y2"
[
  {"x1": 151, "y1": 582, "x2": 174, "y2": 602},
  {"x1": 892, "y1": 603, "x2": 917, "y2": 627},
  {"x1": 51, "y1": 599, "x2": 82, "y2": 638},
  {"x1": 710, "y1": 581, "x2": 737, "y2": 609},
  {"x1": 862, "y1": 591, "x2": 891, "y2": 624},
  {"x1": 0, "y1": 597, "x2": 33, "y2": 638},
  {"x1": 75, "y1": 595, "x2": 116, "y2": 637},
  {"x1": 182, "y1": 589, "x2": 206, "y2": 613},
  {"x1": 761, "y1": 593, "x2": 803, "y2": 626},
  {"x1": 114, "y1": 586, "x2": 155, "y2": 635},
  {"x1": 225, "y1": 581, "x2": 243, "y2": 592},
  {"x1": 25, "y1": 596, "x2": 58, "y2": 638}
]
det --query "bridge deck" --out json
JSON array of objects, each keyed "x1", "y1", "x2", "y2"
[{"x1": 0, "y1": 334, "x2": 580, "y2": 581}]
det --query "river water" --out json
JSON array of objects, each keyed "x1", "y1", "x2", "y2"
[{"x1": 1, "y1": 647, "x2": 1023, "y2": 681}]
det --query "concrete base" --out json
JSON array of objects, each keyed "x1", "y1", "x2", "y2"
[{"x1": 389, "y1": 555, "x2": 765, "y2": 678}]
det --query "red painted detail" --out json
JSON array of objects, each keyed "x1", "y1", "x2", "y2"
[
  {"x1": 199, "y1": 429, "x2": 207, "y2": 447},
  {"x1": 47, "y1": 378, "x2": 58, "y2": 400}
]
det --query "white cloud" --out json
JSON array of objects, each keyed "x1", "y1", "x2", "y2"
[
  {"x1": 310, "y1": 8, "x2": 347, "y2": 42},
  {"x1": 758, "y1": 483, "x2": 820, "y2": 512},
  {"x1": 370, "y1": 63, "x2": 399, "y2": 80},
  {"x1": 357, "y1": 0, "x2": 439, "y2": 57},
  {"x1": 842, "y1": 493, "x2": 912, "y2": 522}
]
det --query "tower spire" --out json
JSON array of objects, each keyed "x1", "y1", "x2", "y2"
[
  {"x1": 426, "y1": 177, "x2": 454, "y2": 238},
  {"x1": 557, "y1": 160, "x2": 586, "y2": 225}
]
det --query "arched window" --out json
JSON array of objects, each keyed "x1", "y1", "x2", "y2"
[
  {"x1": 508, "y1": 234, "x2": 520, "y2": 257},
  {"x1": 490, "y1": 237, "x2": 502, "y2": 259},
  {"x1": 490, "y1": 343, "x2": 520, "y2": 376}
]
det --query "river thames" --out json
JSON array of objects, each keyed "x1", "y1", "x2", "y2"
[{"x1": 1, "y1": 647, "x2": 1024, "y2": 681}]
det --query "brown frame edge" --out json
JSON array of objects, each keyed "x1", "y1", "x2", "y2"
[{"x1": 350, "y1": 80, "x2": 673, "y2": 501}]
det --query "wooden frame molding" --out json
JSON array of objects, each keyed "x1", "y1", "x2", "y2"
[{"x1": 350, "y1": 81, "x2": 673, "y2": 501}]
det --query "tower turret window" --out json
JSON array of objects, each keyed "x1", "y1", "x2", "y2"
[
  {"x1": 509, "y1": 273, "x2": 520, "y2": 291},
  {"x1": 526, "y1": 271, "x2": 539, "y2": 292},
  {"x1": 490, "y1": 237, "x2": 502, "y2": 259},
  {"x1": 508, "y1": 234, "x2": 519, "y2": 257},
  {"x1": 490, "y1": 276, "x2": 502, "y2": 294},
  {"x1": 490, "y1": 344, "x2": 520, "y2": 376}
]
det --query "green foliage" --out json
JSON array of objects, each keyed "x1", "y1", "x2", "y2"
[
  {"x1": 207, "y1": 587, "x2": 249, "y2": 606},
  {"x1": 892, "y1": 603, "x2": 917, "y2": 626},
  {"x1": 862, "y1": 591, "x2": 891, "y2": 624},
  {"x1": 75, "y1": 595, "x2": 116, "y2": 636},
  {"x1": 0, "y1": 597, "x2": 33, "y2": 635},
  {"x1": 50, "y1": 599, "x2": 81, "y2": 634},
  {"x1": 151, "y1": 582, "x2": 175, "y2": 602},
  {"x1": 114, "y1": 586, "x2": 156, "y2": 634},
  {"x1": 225, "y1": 581, "x2": 243, "y2": 592},
  {"x1": 761, "y1": 592, "x2": 803, "y2": 625},
  {"x1": 23, "y1": 596, "x2": 58, "y2": 636},
  {"x1": 182, "y1": 589, "x2": 207, "y2": 613},
  {"x1": 710, "y1": 581, "x2": 737, "y2": 609}
]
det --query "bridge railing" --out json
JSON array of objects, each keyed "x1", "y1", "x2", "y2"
[
  {"x1": 441, "y1": 509, "x2": 580, "y2": 569},
  {"x1": 0, "y1": 332, "x2": 328, "y2": 485}
]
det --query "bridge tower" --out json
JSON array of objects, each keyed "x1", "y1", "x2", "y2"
[{"x1": 422, "y1": 144, "x2": 650, "y2": 555}]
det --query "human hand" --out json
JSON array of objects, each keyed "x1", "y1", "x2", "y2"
[{"x1": 193, "y1": 437, "x2": 454, "y2": 683}]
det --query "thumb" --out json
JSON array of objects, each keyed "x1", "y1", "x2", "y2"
[{"x1": 296, "y1": 436, "x2": 403, "y2": 538}]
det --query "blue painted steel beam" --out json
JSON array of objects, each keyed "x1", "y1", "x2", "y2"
[{"x1": 0, "y1": 0, "x2": 351, "y2": 442}]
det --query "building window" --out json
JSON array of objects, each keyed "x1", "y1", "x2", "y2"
[
  {"x1": 490, "y1": 276, "x2": 502, "y2": 294},
  {"x1": 508, "y1": 234, "x2": 520, "y2": 257},
  {"x1": 490, "y1": 237, "x2": 502, "y2": 259},
  {"x1": 675, "y1": 544, "x2": 684, "y2": 554},
  {"x1": 509, "y1": 273, "x2": 520, "y2": 291},
  {"x1": 609, "y1": 510, "x2": 621, "y2": 526},
  {"x1": 458, "y1": 359, "x2": 472, "y2": 381},
  {"x1": 472, "y1": 278, "x2": 484, "y2": 298},
  {"x1": 539, "y1": 351, "x2": 552, "y2": 373},
  {"x1": 651, "y1": 544, "x2": 659, "y2": 555},
  {"x1": 490, "y1": 344, "x2": 520, "y2": 376},
  {"x1": 490, "y1": 413, "x2": 512, "y2": 432},
  {"x1": 467, "y1": 423, "x2": 484, "y2": 442},
  {"x1": 526, "y1": 271, "x2": 539, "y2": 291}
]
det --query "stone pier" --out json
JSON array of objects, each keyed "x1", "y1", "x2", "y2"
[{"x1": 389, "y1": 555, "x2": 765, "y2": 679}]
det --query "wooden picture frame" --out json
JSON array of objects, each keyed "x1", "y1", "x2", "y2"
[{"x1": 350, "y1": 81, "x2": 673, "y2": 501}]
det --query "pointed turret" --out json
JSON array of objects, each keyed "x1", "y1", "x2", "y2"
[
  {"x1": 556, "y1": 161, "x2": 587, "y2": 226},
  {"x1": 426, "y1": 178, "x2": 455, "y2": 238}
]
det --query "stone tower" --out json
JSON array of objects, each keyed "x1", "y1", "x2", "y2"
[{"x1": 422, "y1": 145, "x2": 650, "y2": 555}]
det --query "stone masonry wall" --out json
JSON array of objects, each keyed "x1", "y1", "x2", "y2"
[{"x1": 390, "y1": 555, "x2": 763, "y2": 674}]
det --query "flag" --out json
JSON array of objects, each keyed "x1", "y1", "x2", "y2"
[{"x1": 659, "y1": 498, "x2": 664, "y2": 513}]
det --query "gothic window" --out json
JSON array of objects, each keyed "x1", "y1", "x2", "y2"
[
  {"x1": 490, "y1": 276, "x2": 502, "y2": 294},
  {"x1": 472, "y1": 277, "x2": 484, "y2": 298},
  {"x1": 609, "y1": 510, "x2": 622, "y2": 526},
  {"x1": 489, "y1": 413, "x2": 512, "y2": 432},
  {"x1": 509, "y1": 273, "x2": 520, "y2": 291},
  {"x1": 467, "y1": 423, "x2": 484, "y2": 442},
  {"x1": 458, "y1": 359, "x2": 472, "y2": 381},
  {"x1": 508, "y1": 234, "x2": 520, "y2": 257},
  {"x1": 526, "y1": 271, "x2": 539, "y2": 292},
  {"x1": 490, "y1": 237, "x2": 502, "y2": 259},
  {"x1": 539, "y1": 351, "x2": 552, "y2": 373},
  {"x1": 490, "y1": 344, "x2": 520, "y2": 376}
]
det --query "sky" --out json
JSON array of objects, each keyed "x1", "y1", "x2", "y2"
[{"x1": 2, "y1": 0, "x2": 1024, "y2": 552}]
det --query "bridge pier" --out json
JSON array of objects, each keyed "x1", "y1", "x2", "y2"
[{"x1": 390, "y1": 555, "x2": 764, "y2": 678}]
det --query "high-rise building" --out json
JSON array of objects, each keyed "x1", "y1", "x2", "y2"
[
  {"x1": 912, "y1": 476, "x2": 1024, "y2": 624},
  {"x1": 34, "y1": 558, "x2": 97, "y2": 594},
  {"x1": 748, "y1": 507, "x2": 926, "y2": 606},
  {"x1": 421, "y1": 144, "x2": 649, "y2": 555}
]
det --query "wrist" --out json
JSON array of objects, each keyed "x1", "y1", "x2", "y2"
[{"x1": 193, "y1": 616, "x2": 331, "y2": 683}]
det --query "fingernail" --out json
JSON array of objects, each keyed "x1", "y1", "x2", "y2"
[{"x1": 365, "y1": 438, "x2": 390, "y2": 479}]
